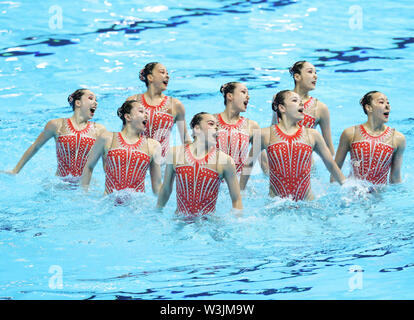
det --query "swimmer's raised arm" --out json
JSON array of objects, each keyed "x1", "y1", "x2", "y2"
[
  {"x1": 311, "y1": 128, "x2": 345, "y2": 185},
  {"x1": 156, "y1": 147, "x2": 176, "y2": 209},
  {"x1": 8, "y1": 119, "x2": 60, "y2": 174},
  {"x1": 148, "y1": 139, "x2": 162, "y2": 195},
  {"x1": 81, "y1": 130, "x2": 112, "y2": 191},
  {"x1": 389, "y1": 131, "x2": 406, "y2": 184}
]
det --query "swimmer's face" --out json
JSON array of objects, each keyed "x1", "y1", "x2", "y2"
[
  {"x1": 295, "y1": 62, "x2": 317, "y2": 91},
  {"x1": 366, "y1": 92, "x2": 390, "y2": 122},
  {"x1": 127, "y1": 103, "x2": 148, "y2": 131},
  {"x1": 148, "y1": 63, "x2": 169, "y2": 90},
  {"x1": 280, "y1": 91, "x2": 304, "y2": 121},
  {"x1": 194, "y1": 114, "x2": 218, "y2": 144},
  {"x1": 76, "y1": 90, "x2": 98, "y2": 120},
  {"x1": 231, "y1": 83, "x2": 249, "y2": 112}
]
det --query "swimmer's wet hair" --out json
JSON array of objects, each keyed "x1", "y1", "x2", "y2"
[
  {"x1": 360, "y1": 91, "x2": 380, "y2": 115},
  {"x1": 68, "y1": 89, "x2": 87, "y2": 111},
  {"x1": 190, "y1": 112, "x2": 209, "y2": 129},
  {"x1": 272, "y1": 90, "x2": 292, "y2": 119},
  {"x1": 139, "y1": 62, "x2": 159, "y2": 87},
  {"x1": 289, "y1": 60, "x2": 308, "y2": 83},
  {"x1": 117, "y1": 100, "x2": 138, "y2": 125},
  {"x1": 220, "y1": 82, "x2": 240, "y2": 105}
]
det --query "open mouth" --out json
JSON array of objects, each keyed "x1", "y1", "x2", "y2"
[
  {"x1": 90, "y1": 108, "x2": 96, "y2": 115},
  {"x1": 163, "y1": 80, "x2": 169, "y2": 86},
  {"x1": 243, "y1": 101, "x2": 248, "y2": 107},
  {"x1": 143, "y1": 120, "x2": 147, "y2": 126},
  {"x1": 384, "y1": 112, "x2": 390, "y2": 117},
  {"x1": 298, "y1": 108, "x2": 304, "y2": 113}
]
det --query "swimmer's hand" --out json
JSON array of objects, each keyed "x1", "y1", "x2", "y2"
[{"x1": 0, "y1": 170, "x2": 17, "y2": 175}]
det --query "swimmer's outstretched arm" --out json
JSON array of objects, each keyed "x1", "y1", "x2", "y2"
[
  {"x1": 317, "y1": 102, "x2": 335, "y2": 155},
  {"x1": 148, "y1": 139, "x2": 162, "y2": 195},
  {"x1": 81, "y1": 131, "x2": 111, "y2": 191},
  {"x1": 157, "y1": 148, "x2": 176, "y2": 208},
  {"x1": 7, "y1": 119, "x2": 59, "y2": 174},
  {"x1": 221, "y1": 154, "x2": 243, "y2": 211},
  {"x1": 389, "y1": 132, "x2": 406, "y2": 184},
  {"x1": 156, "y1": 163, "x2": 175, "y2": 209},
  {"x1": 330, "y1": 127, "x2": 353, "y2": 182},
  {"x1": 173, "y1": 99, "x2": 192, "y2": 144},
  {"x1": 311, "y1": 129, "x2": 345, "y2": 185}
]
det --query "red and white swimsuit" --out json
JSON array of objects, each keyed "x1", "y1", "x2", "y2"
[
  {"x1": 215, "y1": 113, "x2": 250, "y2": 174},
  {"x1": 267, "y1": 125, "x2": 313, "y2": 201},
  {"x1": 298, "y1": 97, "x2": 317, "y2": 128},
  {"x1": 137, "y1": 94, "x2": 174, "y2": 158},
  {"x1": 104, "y1": 133, "x2": 150, "y2": 193},
  {"x1": 350, "y1": 125, "x2": 395, "y2": 185},
  {"x1": 175, "y1": 145, "x2": 221, "y2": 216},
  {"x1": 56, "y1": 118, "x2": 97, "y2": 178}
]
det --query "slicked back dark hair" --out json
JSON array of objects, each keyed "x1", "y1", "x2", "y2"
[
  {"x1": 139, "y1": 62, "x2": 159, "y2": 87},
  {"x1": 117, "y1": 100, "x2": 138, "y2": 125},
  {"x1": 68, "y1": 89, "x2": 87, "y2": 111},
  {"x1": 220, "y1": 82, "x2": 240, "y2": 105},
  {"x1": 272, "y1": 90, "x2": 292, "y2": 119},
  {"x1": 360, "y1": 91, "x2": 380, "y2": 115}
]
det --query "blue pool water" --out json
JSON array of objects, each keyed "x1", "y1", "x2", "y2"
[{"x1": 0, "y1": 0, "x2": 414, "y2": 299}]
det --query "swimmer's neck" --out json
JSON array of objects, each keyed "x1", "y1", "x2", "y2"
[
  {"x1": 221, "y1": 107, "x2": 241, "y2": 123},
  {"x1": 190, "y1": 139, "x2": 215, "y2": 158},
  {"x1": 364, "y1": 118, "x2": 387, "y2": 133},
  {"x1": 144, "y1": 86, "x2": 165, "y2": 101},
  {"x1": 277, "y1": 117, "x2": 301, "y2": 134},
  {"x1": 70, "y1": 112, "x2": 89, "y2": 127},
  {"x1": 121, "y1": 125, "x2": 144, "y2": 143},
  {"x1": 293, "y1": 85, "x2": 312, "y2": 102}
]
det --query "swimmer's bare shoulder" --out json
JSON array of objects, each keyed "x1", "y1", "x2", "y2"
[
  {"x1": 147, "y1": 138, "x2": 162, "y2": 159},
  {"x1": 393, "y1": 129, "x2": 406, "y2": 150},
  {"x1": 217, "y1": 150, "x2": 237, "y2": 174},
  {"x1": 126, "y1": 94, "x2": 138, "y2": 101}
]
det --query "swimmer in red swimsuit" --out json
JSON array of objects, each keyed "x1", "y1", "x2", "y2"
[
  {"x1": 261, "y1": 61, "x2": 336, "y2": 174},
  {"x1": 126, "y1": 62, "x2": 192, "y2": 159},
  {"x1": 271, "y1": 61, "x2": 335, "y2": 154},
  {"x1": 215, "y1": 82, "x2": 260, "y2": 175},
  {"x1": 240, "y1": 90, "x2": 345, "y2": 201},
  {"x1": 333, "y1": 91, "x2": 405, "y2": 185},
  {"x1": 4, "y1": 89, "x2": 106, "y2": 180},
  {"x1": 81, "y1": 100, "x2": 162, "y2": 195},
  {"x1": 157, "y1": 112, "x2": 243, "y2": 216}
]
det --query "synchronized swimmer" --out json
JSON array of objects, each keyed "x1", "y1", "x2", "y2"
[
  {"x1": 4, "y1": 89, "x2": 106, "y2": 182},
  {"x1": 2, "y1": 61, "x2": 406, "y2": 216}
]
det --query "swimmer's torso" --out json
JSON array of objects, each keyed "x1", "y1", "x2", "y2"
[
  {"x1": 136, "y1": 94, "x2": 174, "y2": 158},
  {"x1": 55, "y1": 118, "x2": 97, "y2": 178},
  {"x1": 350, "y1": 124, "x2": 395, "y2": 185},
  {"x1": 215, "y1": 113, "x2": 250, "y2": 174},
  {"x1": 175, "y1": 145, "x2": 221, "y2": 216},
  {"x1": 104, "y1": 132, "x2": 150, "y2": 194},
  {"x1": 266, "y1": 125, "x2": 313, "y2": 201}
]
